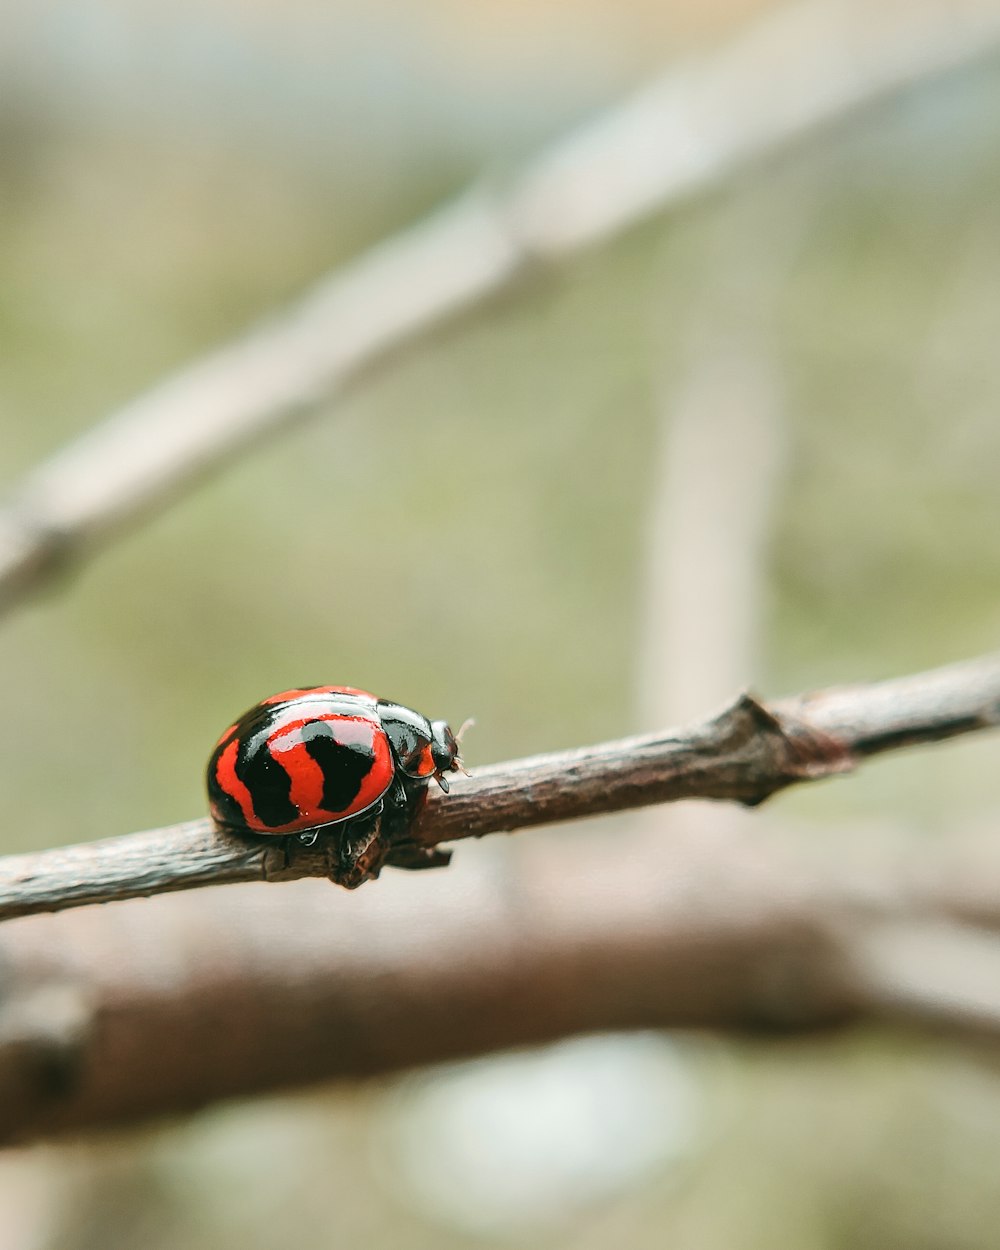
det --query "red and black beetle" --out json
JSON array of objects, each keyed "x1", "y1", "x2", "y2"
[{"x1": 207, "y1": 685, "x2": 467, "y2": 886}]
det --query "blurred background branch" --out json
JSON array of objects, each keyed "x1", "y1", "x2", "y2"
[
  {"x1": 5, "y1": 828, "x2": 1000, "y2": 1145},
  {"x1": 2, "y1": 0, "x2": 1000, "y2": 615},
  {"x1": 3, "y1": 0, "x2": 1000, "y2": 1243}
]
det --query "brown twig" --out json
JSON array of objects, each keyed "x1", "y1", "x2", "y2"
[
  {"x1": 2, "y1": 0, "x2": 999, "y2": 613},
  {"x1": 0, "y1": 654, "x2": 996, "y2": 923}
]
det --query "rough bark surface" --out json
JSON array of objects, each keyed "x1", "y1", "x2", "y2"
[{"x1": 0, "y1": 654, "x2": 995, "y2": 921}]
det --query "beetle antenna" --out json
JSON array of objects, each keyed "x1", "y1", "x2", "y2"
[{"x1": 454, "y1": 718, "x2": 474, "y2": 775}]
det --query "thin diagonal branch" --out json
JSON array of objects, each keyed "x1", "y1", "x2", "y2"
[
  {"x1": 0, "y1": 653, "x2": 996, "y2": 922},
  {"x1": 3, "y1": 0, "x2": 1000, "y2": 612}
]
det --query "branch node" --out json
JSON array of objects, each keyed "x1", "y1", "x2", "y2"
[{"x1": 721, "y1": 692, "x2": 856, "y2": 807}]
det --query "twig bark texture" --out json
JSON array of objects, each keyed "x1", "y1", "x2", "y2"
[{"x1": 0, "y1": 653, "x2": 996, "y2": 923}]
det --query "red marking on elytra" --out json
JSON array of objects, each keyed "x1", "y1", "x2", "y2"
[
  {"x1": 213, "y1": 739, "x2": 255, "y2": 825},
  {"x1": 353, "y1": 725, "x2": 394, "y2": 808},
  {"x1": 261, "y1": 685, "x2": 376, "y2": 706},
  {"x1": 413, "y1": 741, "x2": 437, "y2": 778},
  {"x1": 261, "y1": 714, "x2": 394, "y2": 833},
  {"x1": 265, "y1": 712, "x2": 375, "y2": 753},
  {"x1": 274, "y1": 741, "x2": 330, "y2": 826}
]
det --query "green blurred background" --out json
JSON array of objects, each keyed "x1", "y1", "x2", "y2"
[{"x1": 1, "y1": 0, "x2": 1000, "y2": 1246}]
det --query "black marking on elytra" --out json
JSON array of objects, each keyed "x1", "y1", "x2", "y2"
[
  {"x1": 235, "y1": 727, "x2": 297, "y2": 829},
  {"x1": 302, "y1": 720, "x2": 379, "y2": 814},
  {"x1": 208, "y1": 758, "x2": 246, "y2": 829}
]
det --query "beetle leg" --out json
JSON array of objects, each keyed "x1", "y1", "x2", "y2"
[{"x1": 336, "y1": 800, "x2": 389, "y2": 888}]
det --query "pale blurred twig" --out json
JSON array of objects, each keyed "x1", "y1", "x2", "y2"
[
  {"x1": 637, "y1": 191, "x2": 805, "y2": 732},
  {"x1": 2, "y1": 0, "x2": 1000, "y2": 612}
]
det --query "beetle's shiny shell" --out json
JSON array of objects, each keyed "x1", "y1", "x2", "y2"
[{"x1": 207, "y1": 686, "x2": 395, "y2": 836}]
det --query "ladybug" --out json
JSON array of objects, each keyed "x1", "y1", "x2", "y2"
[{"x1": 207, "y1": 685, "x2": 468, "y2": 887}]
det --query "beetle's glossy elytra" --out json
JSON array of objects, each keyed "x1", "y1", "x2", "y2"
[{"x1": 206, "y1": 685, "x2": 466, "y2": 886}]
